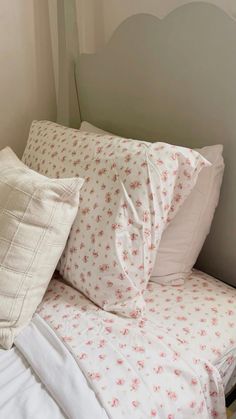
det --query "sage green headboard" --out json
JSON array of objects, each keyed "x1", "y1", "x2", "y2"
[{"x1": 76, "y1": 3, "x2": 236, "y2": 287}]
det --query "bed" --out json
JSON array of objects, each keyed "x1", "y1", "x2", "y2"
[
  {"x1": 0, "y1": 2, "x2": 236, "y2": 419},
  {"x1": 1, "y1": 269, "x2": 235, "y2": 418}
]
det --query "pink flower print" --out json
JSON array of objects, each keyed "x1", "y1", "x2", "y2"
[
  {"x1": 98, "y1": 168, "x2": 107, "y2": 176},
  {"x1": 204, "y1": 363, "x2": 213, "y2": 373},
  {"x1": 124, "y1": 154, "x2": 131, "y2": 163},
  {"x1": 98, "y1": 340, "x2": 106, "y2": 348},
  {"x1": 183, "y1": 169, "x2": 191, "y2": 179},
  {"x1": 121, "y1": 328, "x2": 129, "y2": 336},
  {"x1": 131, "y1": 378, "x2": 140, "y2": 391},
  {"x1": 136, "y1": 199, "x2": 142, "y2": 207},
  {"x1": 112, "y1": 223, "x2": 121, "y2": 231},
  {"x1": 166, "y1": 391, "x2": 177, "y2": 401},
  {"x1": 174, "y1": 193, "x2": 181, "y2": 203},
  {"x1": 130, "y1": 233, "x2": 138, "y2": 241},
  {"x1": 99, "y1": 264, "x2": 109, "y2": 272},
  {"x1": 142, "y1": 210, "x2": 150, "y2": 222},
  {"x1": 211, "y1": 317, "x2": 218, "y2": 326},
  {"x1": 211, "y1": 410, "x2": 219, "y2": 417},
  {"x1": 111, "y1": 398, "x2": 119, "y2": 408},
  {"x1": 81, "y1": 207, "x2": 90, "y2": 215},
  {"x1": 161, "y1": 170, "x2": 169, "y2": 181},
  {"x1": 130, "y1": 309, "x2": 142, "y2": 318},
  {"x1": 116, "y1": 378, "x2": 125, "y2": 386},
  {"x1": 79, "y1": 353, "x2": 87, "y2": 360},
  {"x1": 167, "y1": 415, "x2": 174, "y2": 419},
  {"x1": 154, "y1": 365, "x2": 163, "y2": 374},
  {"x1": 132, "y1": 401, "x2": 139, "y2": 408},
  {"x1": 151, "y1": 409, "x2": 157, "y2": 417},
  {"x1": 174, "y1": 369, "x2": 181, "y2": 376},
  {"x1": 133, "y1": 345, "x2": 145, "y2": 353},
  {"x1": 105, "y1": 192, "x2": 111, "y2": 203},
  {"x1": 89, "y1": 372, "x2": 101, "y2": 381},
  {"x1": 115, "y1": 289, "x2": 123, "y2": 299},
  {"x1": 116, "y1": 359, "x2": 123, "y2": 365},
  {"x1": 176, "y1": 316, "x2": 187, "y2": 321},
  {"x1": 189, "y1": 401, "x2": 196, "y2": 409},
  {"x1": 62, "y1": 336, "x2": 73, "y2": 343},
  {"x1": 159, "y1": 352, "x2": 167, "y2": 358},
  {"x1": 123, "y1": 251, "x2": 129, "y2": 261},
  {"x1": 69, "y1": 246, "x2": 77, "y2": 255},
  {"x1": 107, "y1": 209, "x2": 113, "y2": 217},
  {"x1": 130, "y1": 180, "x2": 142, "y2": 190},
  {"x1": 137, "y1": 360, "x2": 145, "y2": 369}
]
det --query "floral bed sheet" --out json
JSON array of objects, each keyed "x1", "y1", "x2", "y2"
[{"x1": 35, "y1": 269, "x2": 236, "y2": 419}]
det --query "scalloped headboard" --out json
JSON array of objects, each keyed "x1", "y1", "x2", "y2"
[{"x1": 76, "y1": 3, "x2": 236, "y2": 287}]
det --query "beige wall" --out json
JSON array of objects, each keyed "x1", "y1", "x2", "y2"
[
  {"x1": 0, "y1": 0, "x2": 56, "y2": 157},
  {"x1": 76, "y1": 0, "x2": 236, "y2": 53}
]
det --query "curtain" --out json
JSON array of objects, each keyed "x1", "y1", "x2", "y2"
[{"x1": 49, "y1": 0, "x2": 80, "y2": 128}]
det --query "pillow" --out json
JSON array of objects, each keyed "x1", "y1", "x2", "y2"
[
  {"x1": 80, "y1": 121, "x2": 224, "y2": 285},
  {"x1": 80, "y1": 121, "x2": 111, "y2": 135},
  {"x1": 151, "y1": 144, "x2": 224, "y2": 285},
  {"x1": 22, "y1": 121, "x2": 209, "y2": 317},
  {"x1": 0, "y1": 147, "x2": 84, "y2": 349}
]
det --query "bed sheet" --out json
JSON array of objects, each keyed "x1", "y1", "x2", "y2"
[
  {"x1": 0, "y1": 346, "x2": 65, "y2": 419},
  {"x1": 35, "y1": 270, "x2": 231, "y2": 419},
  {"x1": 147, "y1": 269, "x2": 236, "y2": 393}
]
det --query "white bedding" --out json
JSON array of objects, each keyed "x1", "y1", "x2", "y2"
[{"x1": 0, "y1": 346, "x2": 65, "y2": 419}]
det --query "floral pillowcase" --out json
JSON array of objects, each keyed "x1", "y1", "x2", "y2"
[{"x1": 22, "y1": 121, "x2": 209, "y2": 317}]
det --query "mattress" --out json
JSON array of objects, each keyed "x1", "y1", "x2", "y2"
[{"x1": 147, "y1": 269, "x2": 236, "y2": 393}]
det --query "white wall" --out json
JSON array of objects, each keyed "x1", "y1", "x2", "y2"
[
  {"x1": 76, "y1": 0, "x2": 236, "y2": 53},
  {"x1": 0, "y1": 0, "x2": 56, "y2": 157}
]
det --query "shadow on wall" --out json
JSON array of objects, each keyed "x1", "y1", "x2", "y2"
[{"x1": 0, "y1": 0, "x2": 56, "y2": 157}]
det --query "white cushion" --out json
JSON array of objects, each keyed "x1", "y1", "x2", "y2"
[
  {"x1": 0, "y1": 147, "x2": 84, "y2": 349},
  {"x1": 22, "y1": 121, "x2": 208, "y2": 317},
  {"x1": 151, "y1": 144, "x2": 224, "y2": 284},
  {"x1": 80, "y1": 121, "x2": 224, "y2": 285}
]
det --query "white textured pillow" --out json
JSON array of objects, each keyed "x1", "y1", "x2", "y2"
[
  {"x1": 80, "y1": 122, "x2": 224, "y2": 285},
  {"x1": 0, "y1": 147, "x2": 84, "y2": 349},
  {"x1": 22, "y1": 121, "x2": 208, "y2": 317}
]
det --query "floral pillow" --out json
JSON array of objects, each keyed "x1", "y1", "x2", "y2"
[{"x1": 22, "y1": 121, "x2": 209, "y2": 317}]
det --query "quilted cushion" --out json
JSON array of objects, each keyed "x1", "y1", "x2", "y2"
[{"x1": 0, "y1": 147, "x2": 84, "y2": 349}]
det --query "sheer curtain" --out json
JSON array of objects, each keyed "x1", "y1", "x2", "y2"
[
  {"x1": 48, "y1": 0, "x2": 80, "y2": 128},
  {"x1": 49, "y1": 0, "x2": 236, "y2": 126}
]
